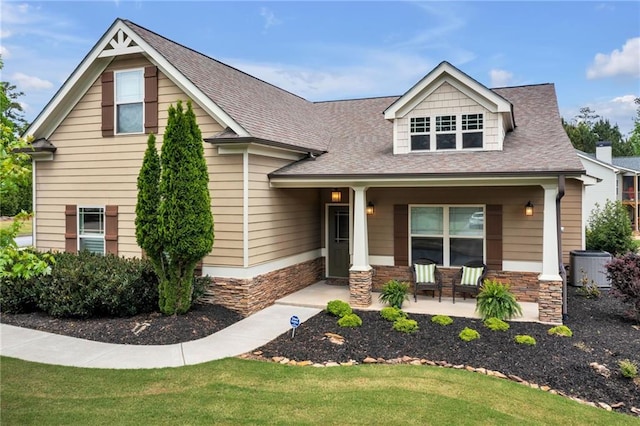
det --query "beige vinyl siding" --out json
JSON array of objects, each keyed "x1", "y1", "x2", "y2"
[
  {"x1": 247, "y1": 155, "x2": 321, "y2": 266},
  {"x1": 366, "y1": 186, "x2": 544, "y2": 263},
  {"x1": 560, "y1": 178, "x2": 583, "y2": 264},
  {"x1": 36, "y1": 54, "x2": 244, "y2": 265},
  {"x1": 394, "y1": 82, "x2": 500, "y2": 154}
]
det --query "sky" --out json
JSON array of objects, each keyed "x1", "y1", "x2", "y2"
[{"x1": 1, "y1": 1, "x2": 639, "y2": 136}]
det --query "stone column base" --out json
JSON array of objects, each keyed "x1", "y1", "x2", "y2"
[
  {"x1": 538, "y1": 280, "x2": 563, "y2": 324},
  {"x1": 349, "y1": 269, "x2": 373, "y2": 307}
]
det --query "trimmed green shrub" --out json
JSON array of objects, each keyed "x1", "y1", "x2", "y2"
[
  {"x1": 515, "y1": 335, "x2": 536, "y2": 346},
  {"x1": 379, "y1": 279, "x2": 410, "y2": 309},
  {"x1": 618, "y1": 359, "x2": 638, "y2": 378},
  {"x1": 606, "y1": 253, "x2": 640, "y2": 322},
  {"x1": 548, "y1": 325, "x2": 573, "y2": 337},
  {"x1": 326, "y1": 300, "x2": 352, "y2": 318},
  {"x1": 586, "y1": 200, "x2": 638, "y2": 256},
  {"x1": 484, "y1": 317, "x2": 510, "y2": 331},
  {"x1": 0, "y1": 275, "x2": 39, "y2": 313},
  {"x1": 380, "y1": 306, "x2": 406, "y2": 322},
  {"x1": 431, "y1": 315, "x2": 453, "y2": 326},
  {"x1": 459, "y1": 327, "x2": 480, "y2": 342},
  {"x1": 476, "y1": 279, "x2": 523, "y2": 320},
  {"x1": 337, "y1": 313, "x2": 362, "y2": 328},
  {"x1": 392, "y1": 317, "x2": 419, "y2": 333}
]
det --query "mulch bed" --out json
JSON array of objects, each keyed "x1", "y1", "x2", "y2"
[{"x1": 1, "y1": 288, "x2": 639, "y2": 416}]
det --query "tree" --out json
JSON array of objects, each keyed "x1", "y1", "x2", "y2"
[
  {"x1": 593, "y1": 118, "x2": 633, "y2": 157},
  {"x1": 629, "y1": 97, "x2": 640, "y2": 155},
  {"x1": 586, "y1": 200, "x2": 638, "y2": 256},
  {"x1": 563, "y1": 107, "x2": 634, "y2": 157},
  {"x1": 563, "y1": 119, "x2": 597, "y2": 153},
  {"x1": 136, "y1": 101, "x2": 214, "y2": 315}
]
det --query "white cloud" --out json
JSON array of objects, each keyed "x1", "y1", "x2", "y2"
[
  {"x1": 587, "y1": 37, "x2": 640, "y2": 79},
  {"x1": 489, "y1": 69, "x2": 514, "y2": 87},
  {"x1": 260, "y1": 7, "x2": 282, "y2": 31},
  {"x1": 11, "y1": 72, "x2": 54, "y2": 90},
  {"x1": 0, "y1": 45, "x2": 10, "y2": 58}
]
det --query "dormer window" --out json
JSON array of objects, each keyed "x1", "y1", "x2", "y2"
[
  {"x1": 409, "y1": 113, "x2": 484, "y2": 152},
  {"x1": 436, "y1": 115, "x2": 456, "y2": 149},
  {"x1": 410, "y1": 117, "x2": 430, "y2": 151},
  {"x1": 462, "y1": 113, "x2": 483, "y2": 148}
]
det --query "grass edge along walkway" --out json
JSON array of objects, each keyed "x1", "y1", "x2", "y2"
[{"x1": 1, "y1": 357, "x2": 635, "y2": 425}]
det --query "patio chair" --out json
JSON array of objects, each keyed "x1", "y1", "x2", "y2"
[
  {"x1": 412, "y1": 258, "x2": 443, "y2": 302},
  {"x1": 452, "y1": 260, "x2": 487, "y2": 303}
]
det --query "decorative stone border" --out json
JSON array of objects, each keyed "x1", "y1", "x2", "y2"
[{"x1": 240, "y1": 352, "x2": 639, "y2": 417}]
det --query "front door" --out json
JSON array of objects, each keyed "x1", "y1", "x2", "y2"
[{"x1": 328, "y1": 205, "x2": 350, "y2": 277}]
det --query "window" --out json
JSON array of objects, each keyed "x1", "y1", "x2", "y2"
[
  {"x1": 462, "y1": 114, "x2": 483, "y2": 148},
  {"x1": 435, "y1": 115, "x2": 456, "y2": 150},
  {"x1": 410, "y1": 117, "x2": 430, "y2": 150},
  {"x1": 78, "y1": 207, "x2": 105, "y2": 254},
  {"x1": 410, "y1": 205, "x2": 484, "y2": 266},
  {"x1": 115, "y1": 69, "x2": 144, "y2": 134}
]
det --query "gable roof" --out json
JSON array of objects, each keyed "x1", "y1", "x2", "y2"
[{"x1": 612, "y1": 157, "x2": 640, "y2": 173}]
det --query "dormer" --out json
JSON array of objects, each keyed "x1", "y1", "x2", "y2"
[{"x1": 384, "y1": 62, "x2": 515, "y2": 155}]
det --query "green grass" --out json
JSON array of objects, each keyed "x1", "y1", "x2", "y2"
[
  {"x1": 0, "y1": 217, "x2": 32, "y2": 237},
  {"x1": 1, "y1": 357, "x2": 635, "y2": 425}
]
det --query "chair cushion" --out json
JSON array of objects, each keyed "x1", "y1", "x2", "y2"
[
  {"x1": 415, "y1": 263, "x2": 436, "y2": 283},
  {"x1": 460, "y1": 266, "x2": 484, "y2": 286}
]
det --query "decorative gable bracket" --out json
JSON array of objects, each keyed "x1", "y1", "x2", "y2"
[{"x1": 98, "y1": 29, "x2": 144, "y2": 58}]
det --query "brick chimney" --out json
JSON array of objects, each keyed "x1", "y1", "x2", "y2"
[{"x1": 595, "y1": 141, "x2": 612, "y2": 164}]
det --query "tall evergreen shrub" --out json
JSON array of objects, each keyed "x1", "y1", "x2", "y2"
[{"x1": 586, "y1": 200, "x2": 637, "y2": 255}]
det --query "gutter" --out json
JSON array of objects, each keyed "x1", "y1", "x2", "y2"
[
  {"x1": 556, "y1": 175, "x2": 567, "y2": 322},
  {"x1": 204, "y1": 136, "x2": 326, "y2": 157}
]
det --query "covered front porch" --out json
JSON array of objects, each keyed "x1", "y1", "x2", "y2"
[{"x1": 277, "y1": 281, "x2": 540, "y2": 322}]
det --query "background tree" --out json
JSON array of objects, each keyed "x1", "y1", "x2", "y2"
[
  {"x1": 136, "y1": 101, "x2": 214, "y2": 315},
  {"x1": 563, "y1": 106, "x2": 635, "y2": 157},
  {"x1": 629, "y1": 97, "x2": 640, "y2": 155}
]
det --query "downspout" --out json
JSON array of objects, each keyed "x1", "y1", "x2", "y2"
[{"x1": 556, "y1": 175, "x2": 567, "y2": 322}]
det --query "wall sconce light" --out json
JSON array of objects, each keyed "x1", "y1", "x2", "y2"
[
  {"x1": 331, "y1": 189, "x2": 342, "y2": 202},
  {"x1": 525, "y1": 201, "x2": 534, "y2": 217},
  {"x1": 366, "y1": 202, "x2": 375, "y2": 215}
]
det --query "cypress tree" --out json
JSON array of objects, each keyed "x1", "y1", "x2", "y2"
[{"x1": 135, "y1": 133, "x2": 162, "y2": 267}]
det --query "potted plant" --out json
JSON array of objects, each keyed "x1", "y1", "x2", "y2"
[{"x1": 379, "y1": 279, "x2": 410, "y2": 309}]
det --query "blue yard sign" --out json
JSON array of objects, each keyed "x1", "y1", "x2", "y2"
[{"x1": 290, "y1": 315, "x2": 300, "y2": 338}]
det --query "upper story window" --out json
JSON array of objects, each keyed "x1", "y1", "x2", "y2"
[
  {"x1": 409, "y1": 113, "x2": 484, "y2": 152},
  {"x1": 115, "y1": 69, "x2": 144, "y2": 134},
  {"x1": 410, "y1": 117, "x2": 430, "y2": 151},
  {"x1": 78, "y1": 207, "x2": 105, "y2": 254}
]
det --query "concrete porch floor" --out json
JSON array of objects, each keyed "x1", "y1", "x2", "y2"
[{"x1": 277, "y1": 281, "x2": 540, "y2": 322}]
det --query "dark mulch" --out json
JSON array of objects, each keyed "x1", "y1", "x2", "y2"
[
  {"x1": 258, "y1": 288, "x2": 640, "y2": 416},
  {"x1": 0, "y1": 303, "x2": 243, "y2": 345}
]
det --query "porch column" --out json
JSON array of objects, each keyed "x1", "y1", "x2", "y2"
[
  {"x1": 539, "y1": 183, "x2": 563, "y2": 324},
  {"x1": 349, "y1": 186, "x2": 372, "y2": 307}
]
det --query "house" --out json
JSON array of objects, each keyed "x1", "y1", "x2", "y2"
[
  {"x1": 578, "y1": 142, "x2": 640, "y2": 233},
  {"x1": 24, "y1": 19, "x2": 586, "y2": 324}
]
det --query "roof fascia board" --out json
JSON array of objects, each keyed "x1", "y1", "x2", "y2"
[
  {"x1": 577, "y1": 152, "x2": 619, "y2": 172},
  {"x1": 207, "y1": 137, "x2": 324, "y2": 156},
  {"x1": 215, "y1": 142, "x2": 307, "y2": 161}
]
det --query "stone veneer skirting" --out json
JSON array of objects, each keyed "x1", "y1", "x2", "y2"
[
  {"x1": 349, "y1": 269, "x2": 373, "y2": 307},
  {"x1": 200, "y1": 257, "x2": 324, "y2": 316},
  {"x1": 538, "y1": 280, "x2": 563, "y2": 324}
]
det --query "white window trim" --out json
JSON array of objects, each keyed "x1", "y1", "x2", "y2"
[
  {"x1": 78, "y1": 206, "x2": 106, "y2": 254},
  {"x1": 408, "y1": 204, "x2": 486, "y2": 266},
  {"x1": 409, "y1": 113, "x2": 484, "y2": 152},
  {"x1": 114, "y1": 68, "x2": 145, "y2": 135}
]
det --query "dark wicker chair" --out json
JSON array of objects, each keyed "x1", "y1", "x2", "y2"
[
  {"x1": 452, "y1": 260, "x2": 487, "y2": 303},
  {"x1": 412, "y1": 258, "x2": 443, "y2": 302}
]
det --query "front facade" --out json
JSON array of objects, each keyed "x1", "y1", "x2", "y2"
[{"x1": 25, "y1": 19, "x2": 585, "y2": 324}]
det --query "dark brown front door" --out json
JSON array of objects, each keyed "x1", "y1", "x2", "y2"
[{"x1": 328, "y1": 206, "x2": 350, "y2": 277}]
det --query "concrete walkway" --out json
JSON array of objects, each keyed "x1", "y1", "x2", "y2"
[{"x1": 0, "y1": 304, "x2": 320, "y2": 369}]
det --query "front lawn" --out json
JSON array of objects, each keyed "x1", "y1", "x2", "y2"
[
  {"x1": 0, "y1": 357, "x2": 634, "y2": 425},
  {"x1": 0, "y1": 216, "x2": 32, "y2": 237}
]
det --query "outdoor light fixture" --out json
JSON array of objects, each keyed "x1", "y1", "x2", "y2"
[
  {"x1": 525, "y1": 201, "x2": 534, "y2": 216},
  {"x1": 366, "y1": 202, "x2": 375, "y2": 215},
  {"x1": 331, "y1": 189, "x2": 342, "y2": 202}
]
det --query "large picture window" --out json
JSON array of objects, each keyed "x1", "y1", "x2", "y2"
[
  {"x1": 410, "y1": 205, "x2": 484, "y2": 266},
  {"x1": 115, "y1": 69, "x2": 144, "y2": 134},
  {"x1": 78, "y1": 207, "x2": 105, "y2": 254}
]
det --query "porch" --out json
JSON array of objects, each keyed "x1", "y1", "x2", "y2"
[{"x1": 277, "y1": 281, "x2": 540, "y2": 322}]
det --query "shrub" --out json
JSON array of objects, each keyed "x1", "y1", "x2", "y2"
[
  {"x1": 431, "y1": 315, "x2": 453, "y2": 326},
  {"x1": 576, "y1": 271, "x2": 601, "y2": 299},
  {"x1": 618, "y1": 359, "x2": 638, "y2": 378},
  {"x1": 378, "y1": 279, "x2": 410, "y2": 309},
  {"x1": 459, "y1": 327, "x2": 480, "y2": 342},
  {"x1": 606, "y1": 253, "x2": 640, "y2": 322},
  {"x1": 337, "y1": 313, "x2": 362, "y2": 328},
  {"x1": 192, "y1": 275, "x2": 211, "y2": 302},
  {"x1": 0, "y1": 275, "x2": 39, "y2": 313},
  {"x1": 380, "y1": 306, "x2": 406, "y2": 322},
  {"x1": 548, "y1": 325, "x2": 573, "y2": 337},
  {"x1": 475, "y1": 279, "x2": 522, "y2": 320},
  {"x1": 586, "y1": 200, "x2": 638, "y2": 256},
  {"x1": 326, "y1": 300, "x2": 352, "y2": 318},
  {"x1": 392, "y1": 317, "x2": 419, "y2": 333},
  {"x1": 484, "y1": 317, "x2": 510, "y2": 331},
  {"x1": 515, "y1": 335, "x2": 536, "y2": 346}
]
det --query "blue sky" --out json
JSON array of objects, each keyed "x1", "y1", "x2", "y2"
[{"x1": 1, "y1": 1, "x2": 639, "y2": 135}]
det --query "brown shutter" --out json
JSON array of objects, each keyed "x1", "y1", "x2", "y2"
[
  {"x1": 65, "y1": 205, "x2": 77, "y2": 253},
  {"x1": 105, "y1": 205, "x2": 118, "y2": 255},
  {"x1": 144, "y1": 66, "x2": 158, "y2": 134},
  {"x1": 394, "y1": 205, "x2": 409, "y2": 266},
  {"x1": 486, "y1": 204, "x2": 503, "y2": 270},
  {"x1": 101, "y1": 71, "x2": 114, "y2": 137}
]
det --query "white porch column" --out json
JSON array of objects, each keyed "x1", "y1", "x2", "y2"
[
  {"x1": 539, "y1": 184, "x2": 561, "y2": 281},
  {"x1": 350, "y1": 186, "x2": 370, "y2": 271}
]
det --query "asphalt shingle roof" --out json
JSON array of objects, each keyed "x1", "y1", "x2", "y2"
[{"x1": 612, "y1": 157, "x2": 640, "y2": 172}]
